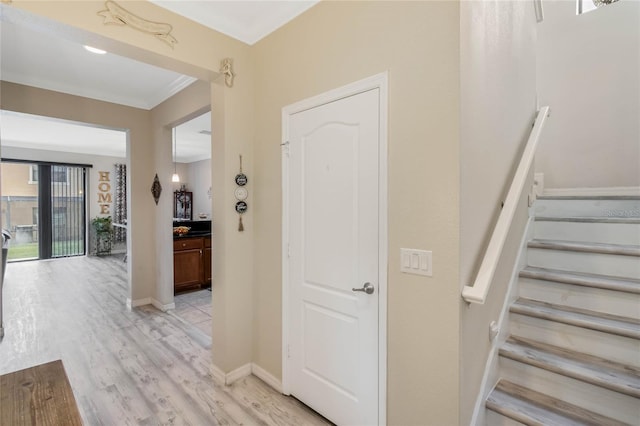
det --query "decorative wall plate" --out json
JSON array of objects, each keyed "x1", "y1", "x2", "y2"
[
  {"x1": 235, "y1": 201, "x2": 248, "y2": 214},
  {"x1": 235, "y1": 173, "x2": 248, "y2": 186},
  {"x1": 234, "y1": 187, "x2": 248, "y2": 201}
]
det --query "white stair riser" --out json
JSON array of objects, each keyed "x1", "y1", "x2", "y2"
[
  {"x1": 518, "y1": 278, "x2": 640, "y2": 318},
  {"x1": 527, "y1": 249, "x2": 640, "y2": 279},
  {"x1": 484, "y1": 409, "x2": 527, "y2": 426},
  {"x1": 499, "y1": 357, "x2": 640, "y2": 424},
  {"x1": 509, "y1": 314, "x2": 640, "y2": 368},
  {"x1": 535, "y1": 199, "x2": 640, "y2": 218},
  {"x1": 534, "y1": 221, "x2": 640, "y2": 246}
]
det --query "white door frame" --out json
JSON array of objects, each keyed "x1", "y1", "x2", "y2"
[{"x1": 281, "y1": 72, "x2": 388, "y2": 424}]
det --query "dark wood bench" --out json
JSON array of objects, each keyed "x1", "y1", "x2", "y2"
[{"x1": 0, "y1": 360, "x2": 82, "y2": 425}]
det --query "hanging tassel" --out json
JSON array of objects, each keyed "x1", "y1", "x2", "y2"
[{"x1": 238, "y1": 215, "x2": 244, "y2": 232}]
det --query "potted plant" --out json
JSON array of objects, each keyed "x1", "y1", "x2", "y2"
[
  {"x1": 91, "y1": 216, "x2": 112, "y2": 233},
  {"x1": 92, "y1": 216, "x2": 112, "y2": 256}
]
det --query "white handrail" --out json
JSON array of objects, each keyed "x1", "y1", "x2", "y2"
[{"x1": 462, "y1": 106, "x2": 550, "y2": 304}]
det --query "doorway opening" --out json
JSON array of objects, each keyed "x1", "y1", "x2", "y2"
[
  {"x1": 170, "y1": 110, "x2": 213, "y2": 336},
  {"x1": 1, "y1": 0, "x2": 217, "y2": 342}
]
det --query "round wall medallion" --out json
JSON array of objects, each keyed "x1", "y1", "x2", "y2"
[
  {"x1": 234, "y1": 187, "x2": 248, "y2": 201},
  {"x1": 235, "y1": 201, "x2": 248, "y2": 214},
  {"x1": 235, "y1": 173, "x2": 248, "y2": 186}
]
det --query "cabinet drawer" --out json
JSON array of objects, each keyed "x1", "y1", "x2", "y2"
[
  {"x1": 204, "y1": 237, "x2": 211, "y2": 248},
  {"x1": 174, "y1": 238, "x2": 203, "y2": 251}
]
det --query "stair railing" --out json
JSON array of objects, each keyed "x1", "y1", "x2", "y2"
[{"x1": 462, "y1": 106, "x2": 550, "y2": 304}]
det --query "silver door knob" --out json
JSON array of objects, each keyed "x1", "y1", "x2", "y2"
[{"x1": 352, "y1": 282, "x2": 375, "y2": 294}]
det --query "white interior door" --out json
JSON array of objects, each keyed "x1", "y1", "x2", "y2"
[{"x1": 286, "y1": 88, "x2": 380, "y2": 425}]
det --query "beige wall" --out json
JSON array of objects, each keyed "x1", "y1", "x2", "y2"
[
  {"x1": 0, "y1": 163, "x2": 38, "y2": 231},
  {"x1": 149, "y1": 79, "x2": 210, "y2": 307},
  {"x1": 459, "y1": 0, "x2": 538, "y2": 424},
  {"x1": 252, "y1": 2, "x2": 461, "y2": 424},
  {"x1": 207, "y1": 49, "x2": 256, "y2": 373},
  {"x1": 0, "y1": 163, "x2": 37, "y2": 197}
]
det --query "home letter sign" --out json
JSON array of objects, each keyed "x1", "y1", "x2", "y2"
[{"x1": 98, "y1": 171, "x2": 112, "y2": 214}]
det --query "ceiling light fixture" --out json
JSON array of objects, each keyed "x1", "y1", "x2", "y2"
[
  {"x1": 84, "y1": 45, "x2": 107, "y2": 55},
  {"x1": 171, "y1": 127, "x2": 180, "y2": 183}
]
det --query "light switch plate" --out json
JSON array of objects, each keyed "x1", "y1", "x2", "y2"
[{"x1": 400, "y1": 248, "x2": 432, "y2": 276}]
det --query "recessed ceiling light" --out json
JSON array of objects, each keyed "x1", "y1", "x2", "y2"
[{"x1": 84, "y1": 45, "x2": 107, "y2": 55}]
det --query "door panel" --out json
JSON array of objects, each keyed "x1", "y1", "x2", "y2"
[
  {"x1": 51, "y1": 165, "x2": 86, "y2": 258},
  {"x1": 303, "y1": 123, "x2": 358, "y2": 289},
  {"x1": 288, "y1": 88, "x2": 379, "y2": 425},
  {"x1": 303, "y1": 302, "x2": 359, "y2": 396}
]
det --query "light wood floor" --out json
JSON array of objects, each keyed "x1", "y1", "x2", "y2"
[{"x1": 0, "y1": 256, "x2": 331, "y2": 426}]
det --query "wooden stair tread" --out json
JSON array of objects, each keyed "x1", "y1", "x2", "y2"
[
  {"x1": 528, "y1": 239, "x2": 640, "y2": 256},
  {"x1": 488, "y1": 198, "x2": 640, "y2": 424},
  {"x1": 520, "y1": 266, "x2": 640, "y2": 294},
  {"x1": 511, "y1": 298, "x2": 640, "y2": 339},
  {"x1": 537, "y1": 195, "x2": 640, "y2": 200},
  {"x1": 500, "y1": 336, "x2": 640, "y2": 398},
  {"x1": 535, "y1": 216, "x2": 640, "y2": 224},
  {"x1": 487, "y1": 380, "x2": 629, "y2": 426}
]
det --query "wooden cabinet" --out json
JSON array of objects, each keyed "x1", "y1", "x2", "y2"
[
  {"x1": 173, "y1": 236, "x2": 212, "y2": 293},
  {"x1": 174, "y1": 238, "x2": 203, "y2": 292}
]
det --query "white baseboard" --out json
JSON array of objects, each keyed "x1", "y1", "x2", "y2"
[
  {"x1": 210, "y1": 362, "x2": 283, "y2": 392},
  {"x1": 126, "y1": 297, "x2": 151, "y2": 310},
  {"x1": 543, "y1": 186, "x2": 640, "y2": 197},
  {"x1": 211, "y1": 363, "x2": 227, "y2": 384},
  {"x1": 227, "y1": 363, "x2": 252, "y2": 384},
  {"x1": 251, "y1": 363, "x2": 283, "y2": 393},
  {"x1": 125, "y1": 298, "x2": 174, "y2": 312},
  {"x1": 151, "y1": 299, "x2": 175, "y2": 312},
  {"x1": 212, "y1": 362, "x2": 252, "y2": 385}
]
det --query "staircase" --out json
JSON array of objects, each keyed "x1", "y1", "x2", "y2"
[{"x1": 485, "y1": 196, "x2": 640, "y2": 425}]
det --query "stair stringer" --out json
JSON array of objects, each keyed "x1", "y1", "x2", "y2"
[{"x1": 468, "y1": 214, "x2": 536, "y2": 426}]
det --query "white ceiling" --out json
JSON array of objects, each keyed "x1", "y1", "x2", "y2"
[
  {"x1": 1, "y1": 110, "x2": 128, "y2": 158},
  {"x1": 149, "y1": 0, "x2": 319, "y2": 45},
  {"x1": 1, "y1": 1, "x2": 317, "y2": 161}
]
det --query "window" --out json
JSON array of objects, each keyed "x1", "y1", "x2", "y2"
[
  {"x1": 29, "y1": 165, "x2": 68, "y2": 183},
  {"x1": 53, "y1": 207, "x2": 67, "y2": 228},
  {"x1": 52, "y1": 166, "x2": 68, "y2": 183},
  {"x1": 577, "y1": 0, "x2": 619, "y2": 14},
  {"x1": 29, "y1": 165, "x2": 38, "y2": 184},
  {"x1": 5, "y1": 161, "x2": 86, "y2": 261}
]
